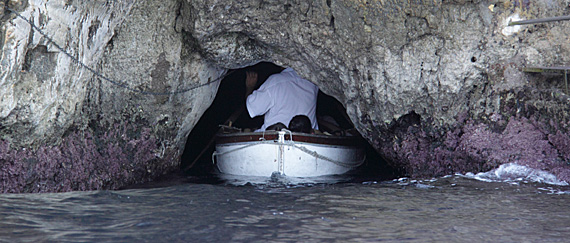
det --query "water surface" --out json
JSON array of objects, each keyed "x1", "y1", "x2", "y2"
[{"x1": 1, "y1": 171, "x2": 569, "y2": 242}]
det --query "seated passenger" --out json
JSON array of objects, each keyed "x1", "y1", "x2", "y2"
[
  {"x1": 288, "y1": 115, "x2": 312, "y2": 133},
  {"x1": 245, "y1": 67, "x2": 319, "y2": 131},
  {"x1": 266, "y1": 122, "x2": 287, "y2": 131}
]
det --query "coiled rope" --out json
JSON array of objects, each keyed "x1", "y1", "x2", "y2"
[{"x1": 5, "y1": 6, "x2": 232, "y2": 96}]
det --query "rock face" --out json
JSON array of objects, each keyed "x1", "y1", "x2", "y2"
[
  {"x1": 1, "y1": 0, "x2": 569, "y2": 192},
  {"x1": 183, "y1": 0, "x2": 570, "y2": 181},
  {"x1": 1, "y1": 0, "x2": 222, "y2": 192}
]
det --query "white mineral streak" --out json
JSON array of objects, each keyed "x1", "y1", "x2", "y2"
[
  {"x1": 0, "y1": 0, "x2": 135, "y2": 144},
  {"x1": 502, "y1": 13, "x2": 523, "y2": 36}
]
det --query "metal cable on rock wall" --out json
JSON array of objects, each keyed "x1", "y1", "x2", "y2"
[{"x1": 5, "y1": 6, "x2": 231, "y2": 96}]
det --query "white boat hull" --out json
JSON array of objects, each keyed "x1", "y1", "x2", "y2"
[{"x1": 214, "y1": 131, "x2": 365, "y2": 177}]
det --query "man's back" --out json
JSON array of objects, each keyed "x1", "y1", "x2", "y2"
[{"x1": 246, "y1": 68, "x2": 319, "y2": 131}]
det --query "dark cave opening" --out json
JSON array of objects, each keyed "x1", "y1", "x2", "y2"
[{"x1": 180, "y1": 62, "x2": 397, "y2": 181}]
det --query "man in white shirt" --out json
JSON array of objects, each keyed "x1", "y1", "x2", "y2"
[{"x1": 245, "y1": 67, "x2": 319, "y2": 132}]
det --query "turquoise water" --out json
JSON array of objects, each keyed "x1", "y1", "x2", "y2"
[{"x1": 1, "y1": 171, "x2": 569, "y2": 242}]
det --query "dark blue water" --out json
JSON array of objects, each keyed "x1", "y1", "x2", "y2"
[{"x1": 1, "y1": 166, "x2": 569, "y2": 242}]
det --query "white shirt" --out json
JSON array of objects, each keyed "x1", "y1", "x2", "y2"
[{"x1": 246, "y1": 68, "x2": 319, "y2": 131}]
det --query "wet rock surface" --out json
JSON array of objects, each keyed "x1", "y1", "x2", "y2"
[{"x1": 1, "y1": 0, "x2": 570, "y2": 192}]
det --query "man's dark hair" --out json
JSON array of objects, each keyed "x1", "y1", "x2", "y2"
[
  {"x1": 266, "y1": 122, "x2": 287, "y2": 131},
  {"x1": 288, "y1": 115, "x2": 312, "y2": 133}
]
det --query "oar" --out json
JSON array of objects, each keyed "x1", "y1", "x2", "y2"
[{"x1": 182, "y1": 104, "x2": 245, "y2": 172}]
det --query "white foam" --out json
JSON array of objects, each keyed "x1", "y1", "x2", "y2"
[
  {"x1": 538, "y1": 187, "x2": 570, "y2": 195},
  {"x1": 465, "y1": 163, "x2": 569, "y2": 186},
  {"x1": 415, "y1": 183, "x2": 435, "y2": 189}
]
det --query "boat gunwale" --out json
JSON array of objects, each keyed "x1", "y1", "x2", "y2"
[{"x1": 215, "y1": 131, "x2": 364, "y2": 146}]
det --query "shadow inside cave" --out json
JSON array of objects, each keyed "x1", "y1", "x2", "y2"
[{"x1": 179, "y1": 62, "x2": 398, "y2": 183}]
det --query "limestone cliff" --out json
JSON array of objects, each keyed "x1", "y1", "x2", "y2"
[
  {"x1": 181, "y1": 0, "x2": 570, "y2": 181},
  {"x1": 1, "y1": 0, "x2": 222, "y2": 192},
  {"x1": 1, "y1": 0, "x2": 569, "y2": 192}
]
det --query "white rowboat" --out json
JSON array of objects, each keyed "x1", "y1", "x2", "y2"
[{"x1": 214, "y1": 130, "x2": 365, "y2": 177}]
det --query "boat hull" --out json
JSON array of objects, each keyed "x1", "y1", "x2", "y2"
[{"x1": 214, "y1": 131, "x2": 365, "y2": 177}]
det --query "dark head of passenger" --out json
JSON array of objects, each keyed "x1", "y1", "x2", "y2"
[
  {"x1": 266, "y1": 122, "x2": 287, "y2": 131},
  {"x1": 288, "y1": 115, "x2": 312, "y2": 133}
]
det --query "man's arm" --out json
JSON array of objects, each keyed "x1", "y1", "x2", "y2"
[{"x1": 245, "y1": 71, "x2": 258, "y2": 97}]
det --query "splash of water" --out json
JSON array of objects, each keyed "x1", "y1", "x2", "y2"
[{"x1": 464, "y1": 163, "x2": 569, "y2": 186}]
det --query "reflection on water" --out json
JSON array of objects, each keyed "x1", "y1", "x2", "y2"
[
  {"x1": 216, "y1": 171, "x2": 355, "y2": 187},
  {"x1": 1, "y1": 173, "x2": 569, "y2": 242}
]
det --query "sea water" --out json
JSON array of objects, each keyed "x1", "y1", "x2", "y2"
[{"x1": 0, "y1": 163, "x2": 569, "y2": 242}]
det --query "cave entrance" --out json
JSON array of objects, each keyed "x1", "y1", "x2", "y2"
[{"x1": 180, "y1": 62, "x2": 396, "y2": 180}]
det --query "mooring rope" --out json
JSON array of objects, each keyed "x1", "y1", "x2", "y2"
[
  {"x1": 290, "y1": 143, "x2": 366, "y2": 168},
  {"x1": 212, "y1": 140, "x2": 277, "y2": 162},
  {"x1": 5, "y1": 6, "x2": 232, "y2": 96},
  {"x1": 212, "y1": 139, "x2": 365, "y2": 168}
]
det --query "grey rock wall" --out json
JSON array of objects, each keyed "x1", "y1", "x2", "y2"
[
  {"x1": 1, "y1": 0, "x2": 569, "y2": 192},
  {"x1": 1, "y1": 0, "x2": 134, "y2": 146},
  {"x1": 181, "y1": 0, "x2": 570, "y2": 181},
  {"x1": 1, "y1": 0, "x2": 222, "y2": 192}
]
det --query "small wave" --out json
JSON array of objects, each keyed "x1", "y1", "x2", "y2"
[
  {"x1": 388, "y1": 177, "x2": 436, "y2": 189},
  {"x1": 464, "y1": 163, "x2": 569, "y2": 186},
  {"x1": 537, "y1": 187, "x2": 570, "y2": 195}
]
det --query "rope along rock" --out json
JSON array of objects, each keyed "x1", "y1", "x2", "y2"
[{"x1": 5, "y1": 6, "x2": 231, "y2": 96}]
